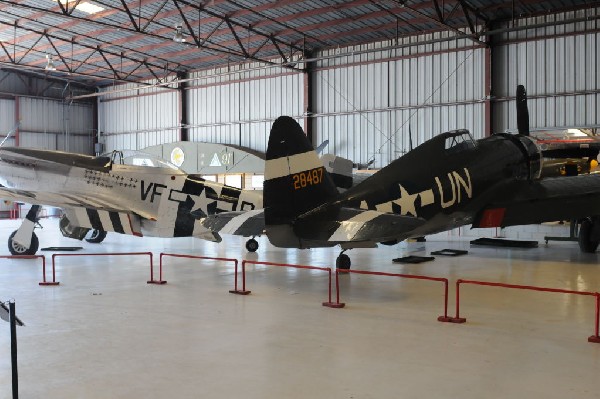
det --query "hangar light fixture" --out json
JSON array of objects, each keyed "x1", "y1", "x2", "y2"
[
  {"x1": 45, "y1": 54, "x2": 56, "y2": 71},
  {"x1": 173, "y1": 25, "x2": 187, "y2": 43},
  {"x1": 52, "y1": 0, "x2": 105, "y2": 14}
]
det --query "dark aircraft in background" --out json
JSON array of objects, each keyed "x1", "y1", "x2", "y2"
[{"x1": 260, "y1": 86, "x2": 600, "y2": 268}]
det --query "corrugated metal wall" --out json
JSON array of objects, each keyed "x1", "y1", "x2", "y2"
[
  {"x1": 99, "y1": 80, "x2": 179, "y2": 152},
  {"x1": 188, "y1": 63, "x2": 304, "y2": 153},
  {"x1": 0, "y1": 96, "x2": 93, "y2": 153},
  {"x1": 313, "y1": 32, "x2": 486, "y2": 168},
  {"x1": 0, "y1": 98, "x2": 16, "y2": 148},
  {"x1": 98, "y1": 65, "x2": 304, "y2": 154},
  {"x1": 493, "y1": 8, "x2": 600, "y2": 132}
]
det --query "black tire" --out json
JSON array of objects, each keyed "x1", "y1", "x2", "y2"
[
  {"x1": 245, "y1": 238, "x2": 259, "y2": 252},
  {"x1": 8, "y1": 231, "x2": 39, "y2": 255},
  {"x1": 578, "y1": 219, "x2": 599, "y2": 253},
  {"x1": 86, "y1": 230, "x2": 107, "y2": 244},
  {"x1": 336, "y1": 253, "x2": 351, "y2": 270}
]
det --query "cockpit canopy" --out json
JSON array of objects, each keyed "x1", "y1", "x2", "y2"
[
  {"x1": 101, "y1": 150, "x2": 184, "y2": 171},
  {"x1": 443, "y1": 129, "x2": 477, "y2": 153}
]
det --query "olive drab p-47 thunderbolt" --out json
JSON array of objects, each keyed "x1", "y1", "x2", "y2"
[
  {"x1": 0, "y1": 149, "x2": 264, "y2": 255},
  {"x1": 242, "y1": 87, "x2": 600, "y2": 269}
]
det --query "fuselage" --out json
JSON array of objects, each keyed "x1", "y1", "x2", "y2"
[{"x1": 334, "y1": 130, "x2": 542, "y2": 241}]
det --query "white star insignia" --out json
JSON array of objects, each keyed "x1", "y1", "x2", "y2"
[{"x1": 393, "y1": 185, "x2": 418, "y2": 216}]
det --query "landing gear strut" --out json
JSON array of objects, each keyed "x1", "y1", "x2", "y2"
[
  {"x1": 8, "y1": 205, "x2": 42, "y2": 256},
  {"x1": 336, "y1": 251, "x2": 351, "y2": 270},
  {"x1": 245, "y1": 238, "x2": 259, "y2": 252},
  {"x1": 578, "y1": 218, "x2": 600, "y2": 253}
]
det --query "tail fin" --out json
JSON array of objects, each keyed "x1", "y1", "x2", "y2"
[
  {"x1": 264, "y1": 117, "x2": 339, "y2": 225},
  {"x1": 516, "y1": 85, "x2": 530, "y2": 136}
]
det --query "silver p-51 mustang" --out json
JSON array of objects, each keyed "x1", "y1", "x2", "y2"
[{"x1": 0, "y1": 148, "x2": 264, "y2": 255}]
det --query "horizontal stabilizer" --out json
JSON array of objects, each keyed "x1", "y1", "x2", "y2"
[
  {"x1": 201, "y1": 209, "x2": 265, "y2": 237},
  {"x1": 294, "y1": 208, "x2": 425, "y2": 243}
]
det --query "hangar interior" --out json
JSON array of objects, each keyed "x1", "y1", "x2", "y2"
[{"x1": 0, "y1": 1, "x2": 600, "y2": 398}]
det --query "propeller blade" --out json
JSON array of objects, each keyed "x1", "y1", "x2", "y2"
[{"x1": 516, "y1": 85, "x2": 530, "y2": 136}]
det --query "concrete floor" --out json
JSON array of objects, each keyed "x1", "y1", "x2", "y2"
[{"x1": 1, "y1": 218, "x2": 600, "y2": 398}]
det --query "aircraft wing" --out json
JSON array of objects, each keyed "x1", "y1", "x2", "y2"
[
  {"x1": 294, "y1": 208, "x2": 426, "y2": 242},
  {"x1": 0, "y1": 186, "x2": 155, "y2": 221},
  {"x1": 474, "y1": 174, "x2": 600, "y2": 228},
  {"x1": 200, "y1": 209, "x2": 265, "y2": 237}
]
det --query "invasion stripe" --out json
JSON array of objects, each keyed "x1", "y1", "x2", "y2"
[
  {"x1": 119, "y1": 213, "x2": 133, "y2": 234},
  {"x1": 220, "y1": 209, "x2": 264, "y2": 235},
  {"x1": 328, "y1": 211, "x2": 381, "y2": 242},
  {"x1": 86, "y1": 209, "x2": 103, "y2": 230},
  {"x1": 109, "y1": 212, "x2": 125, "y2": 234},
  {"x1": 265, "y1": 151, "x2": 322, "y2": 180},
  {"x1": 98, "y1": 211, "x2": 113, "y2": 231}
]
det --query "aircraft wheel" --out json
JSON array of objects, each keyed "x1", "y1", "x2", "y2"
[
  {"x1": 336, "y1": 253, "x2": 351, "y2": 270},
  {"x1": 8, "y1": 231, "x2": 39, "y2": 255},
  {"x1": 578, "y1": 219, "x2": 599, "y2": 253},
  {"x1": 245, "y1": 238, "x2": 259, "y2": 252},
  {"x1": 86, "y1": 230, "x2": 107, "y2": 244}
]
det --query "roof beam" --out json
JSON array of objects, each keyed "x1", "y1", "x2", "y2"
[
  {"x1": 226, "y1": 19, "x2": 249, "y2": 58},
  {"x1": 119, "y1": 0, "x2": 141, "y2": 31}
]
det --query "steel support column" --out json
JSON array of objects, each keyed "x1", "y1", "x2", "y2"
[
  {"x1": 484, "y1": 45, "x2": 492, "y2": 136},
  {"x1": 303, "y1": 50, "x2": 314, "y2": 144},
  {"x1": 485, "y1": 24, "x2": 495, "y2": 137},
  {"x1": 178, "y1": 71, "x2": 189, "y2": 142},
  {"x1": 93, "y1": 96, "x2": 99, "y2": 155},
  {"x1": 14, "y1": 95, "x2": 19, "y2": 147}
]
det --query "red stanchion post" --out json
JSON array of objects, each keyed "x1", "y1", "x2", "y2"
[
  {"x1": 323, "y1": 268, "x2": 344, "y2": 308},
  {"x1": 329, "y1": 269, "x2": 345, "y2": 308},
  {"x1": 157, "y1": 253, "x2": 240, "y2": 291},
  {"x1": 233, "y1": 260, "x2": 339, "y2": 305},
  {"x1": 147, "y1": 253, "x2": 166, "y2": 285},
  {"x1": 335, "y1": 268, "x2": 448, "y2": 320},
  {"x1": 447, "y1": 279, "x2": 466, "y2": 323},
  {"x1": 230, "y1": 260, "x2": 251, "y2": 295},
  {"x1": 51, "y1": 252, "x2": 154, "y2": 285},
  {"x1": 450, "y1": 279, "x2": 600, "y2": 343},
  {"x1": 38, "y1": 255, "x2": 59, "y2": 286},
  {"x1": 0, "y1": 255, "x2": 58, "y2": 286},
  {"x1": 437, "y1": 279, "x2": 453, "y2": 322},
  {"x1": 588, "y1": 293, "x2": 600, "y2": 343}
]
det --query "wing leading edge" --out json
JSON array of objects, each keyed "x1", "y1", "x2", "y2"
[{"x1": 474, "y1": 174, "x2": 600, "y2": 228}]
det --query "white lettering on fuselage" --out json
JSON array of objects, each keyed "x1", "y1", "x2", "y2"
[
  {"x1": 435, "y1": 168, "x2": 472, "y2": 209},
  {"x1": 362, "y1": 168, "x2": 473, "y2": 217}
]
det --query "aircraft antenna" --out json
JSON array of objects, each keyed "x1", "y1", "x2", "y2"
[{"x1": 0, "y1": 120, "x2": 21, "y2": 147}]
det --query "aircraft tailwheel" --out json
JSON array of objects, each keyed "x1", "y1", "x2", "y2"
[
  {"x1": 578, "y1": 219, "x2": 599, "y2": 253},
  {"x1": 86, "y1": 230, "x2": 107, "y2": 244},
  {"x1": 245, "y1": 238, "x2": 259, "y2": 252},
  {"x1": 8, "y1": 231, "x2": 39, "y2": 255},
  {"x1": 336, "y1": 253, "x2": 351, "y2": 270}
]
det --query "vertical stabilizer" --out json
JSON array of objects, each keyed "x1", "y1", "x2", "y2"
[{"x1": 264, "y1": 117, "x2": 339, "y2": 225}]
